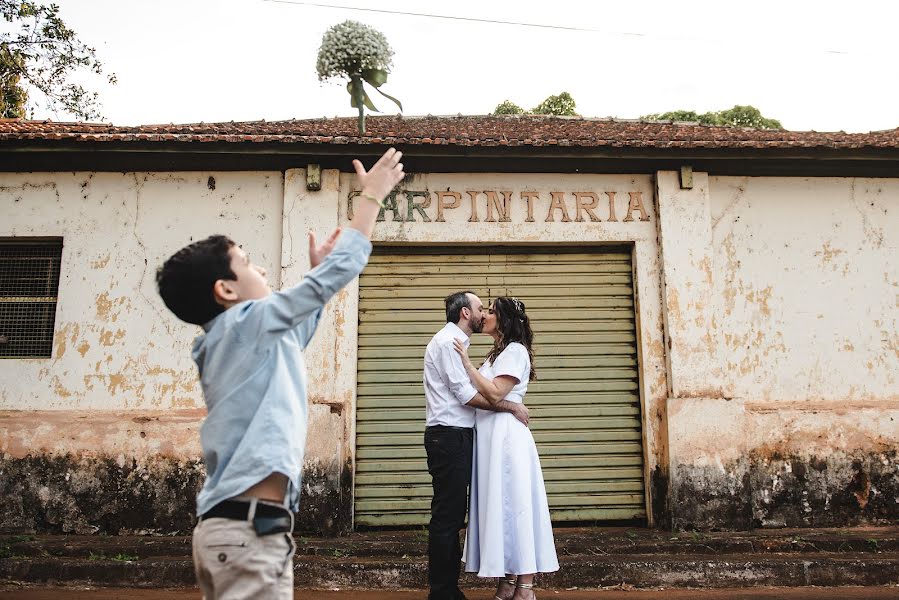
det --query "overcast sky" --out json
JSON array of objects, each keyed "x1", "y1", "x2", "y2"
[{"x1": 36, "y1": 1, "x2": 899, "y2": 132}]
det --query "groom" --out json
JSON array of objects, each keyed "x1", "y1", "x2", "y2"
[{"x1": 422, "y1": 290, "x2": 529, "y2": 600}]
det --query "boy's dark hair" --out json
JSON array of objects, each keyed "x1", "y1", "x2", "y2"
[
  {"x1": 156, "y1": 234, "x2": 236, "y2": 325},
  {"x1": 444, "y1": 290, "x2": 475, "y2": 324}
]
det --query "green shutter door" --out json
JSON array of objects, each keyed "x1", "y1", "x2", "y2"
[{"x1": 354, "y1": 248, "x2": 645, "y2": 527}]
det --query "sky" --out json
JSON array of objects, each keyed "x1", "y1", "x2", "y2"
[{"x1": 26, "y1": 1, "x2": 899, "y2": 132}]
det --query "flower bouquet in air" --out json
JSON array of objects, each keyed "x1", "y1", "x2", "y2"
[{"x1": 316, "y1": 20, "x2": 403, "y2": 135}]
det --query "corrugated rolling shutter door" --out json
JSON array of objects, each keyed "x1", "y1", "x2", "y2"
[{"x1": 354, "y1": 247, "x2": 645, "y2": 526}]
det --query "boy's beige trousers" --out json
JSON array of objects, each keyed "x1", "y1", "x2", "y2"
[{"x1": 193, "y1": 518, "x2": 295, "y2": 599}]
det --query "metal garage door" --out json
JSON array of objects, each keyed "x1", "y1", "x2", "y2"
[{"x1": 354, "y1": 247, "x2": 645, "y2": 526}]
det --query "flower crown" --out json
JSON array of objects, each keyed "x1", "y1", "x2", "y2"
[{"x1": 505, "y1": 297, "x2": 526, "y2": 323}]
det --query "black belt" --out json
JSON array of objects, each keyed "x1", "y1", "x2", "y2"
[
  {"x1": 201, "y1": 499, "x2": 294, "y2": 536},
  {"x1": 426, "y1": 425, "x2": 473, "y2": 432}
]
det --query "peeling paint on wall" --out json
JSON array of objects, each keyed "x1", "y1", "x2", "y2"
[
  {"x1": 708, "y1": 176, "x2": 899, "y2": 402},
  {"x1": 664, "y1": 175, "x2": 899, "y2": 528},
  {"x1": 1, "y1": 171, "x2": 284, "y2": 411}
]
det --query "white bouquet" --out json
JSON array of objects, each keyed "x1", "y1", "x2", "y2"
[{"x1": 316, "y1": 20, "x2": 402, "y2": 135}]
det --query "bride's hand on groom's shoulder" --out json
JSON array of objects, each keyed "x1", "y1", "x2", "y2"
[{"x1": 452, "y1": 338, "x2": 472, "y2": 370}]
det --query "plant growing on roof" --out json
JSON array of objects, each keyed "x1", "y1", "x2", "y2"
[{"x1": 316, "y1": 20, "x2": 402, "y2": 135}]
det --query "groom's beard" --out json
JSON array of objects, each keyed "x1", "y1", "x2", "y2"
[{"x1": 470, "y1": 315, "x2": 484, "y2": 334}]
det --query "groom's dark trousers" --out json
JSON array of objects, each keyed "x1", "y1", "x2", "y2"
[{"x1": 425, "y1": 424, "x2": 474, "y2": 600}]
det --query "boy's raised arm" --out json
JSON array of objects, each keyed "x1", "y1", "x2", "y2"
[{"x1": 259, "y1": 148, "x2": 404, "y2": 334}]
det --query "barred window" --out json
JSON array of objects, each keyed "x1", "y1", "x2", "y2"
[{"x1": 0, "y1": 239, "x2": 64, "y2": 358}]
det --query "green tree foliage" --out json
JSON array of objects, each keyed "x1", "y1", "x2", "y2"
[
  {"x1": 0, "y1": 43, "x2": 28, "y2": 118},
  {"x1": 642, "y1": 109, "x2": 710, "y2": 124},
  {"x1": 1, "y1": 1, "x2": 115, "y2": 120},
  {"x1": 492, "y1": 92, "x2": 579, "y2": 117},
  {"x1": 532, "y1": 92, "x2": 578, "y2": 116},
  {"x1": 714, "y1": 105, "x2": 782, "y2": 129},
  {"x1": 492, "y1": 99, "x2": 526, "y2": 115},
  {"x1": 641, "y1": 105, "x2": 783, "y2": 129}
]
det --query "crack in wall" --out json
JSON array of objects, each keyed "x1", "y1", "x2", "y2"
[
  {"x1": 282, "y1": 185, "x2": 298, "y2": 271},
  {"x1": 129, "y1": 173, "x2": 176, "y2": 341},
  {"x1": 711, "y1": 177, "x2": 749, "y2": 231},
  {"x1": 849, "y1": 178, "x2": 885, "y2": 248}
]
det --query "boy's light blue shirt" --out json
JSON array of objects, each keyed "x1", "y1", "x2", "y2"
[{"x1": 191, "y1": 228, "x2": 372, "y2": 515}]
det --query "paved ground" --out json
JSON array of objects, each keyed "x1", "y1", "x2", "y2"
[{"x1": 1, "y1": 587, "x2": 898, "y2": 599}]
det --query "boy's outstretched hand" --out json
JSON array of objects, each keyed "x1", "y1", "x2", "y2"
[
  {"x1": 348, "y1": 148, "x2": 405, "y2": 238},
  {"x1": 354, "y1": 147, "x2": 404, "y2": 202},
  {"x1": 308, "y1": 227, "x2": 342, "y2": 268}
]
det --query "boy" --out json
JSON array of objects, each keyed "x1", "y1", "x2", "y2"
[{"x1": 156, "y1": 148, "x2": 404, "y2": 599}]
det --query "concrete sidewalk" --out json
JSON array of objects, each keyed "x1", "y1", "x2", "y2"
[{"x1": 2, "y1": 526, "x2": 898, "y2": 590}]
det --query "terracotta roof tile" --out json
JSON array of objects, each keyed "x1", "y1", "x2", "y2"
[{"x1": 0, "y1": 115, "x2": 898, "y2": 151}]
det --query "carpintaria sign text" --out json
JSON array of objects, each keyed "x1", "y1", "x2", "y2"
[{"x1": 347, "y1": 189, "x2": 651, "y2": 223}]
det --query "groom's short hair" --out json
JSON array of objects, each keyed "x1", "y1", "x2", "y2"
[{"x1": 445, "y1": 290, "x2": 476, "y2": 324}]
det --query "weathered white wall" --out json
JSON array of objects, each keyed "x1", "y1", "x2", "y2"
[
  {"x1": 662, "y1": 173, "x2": 899, "y2": 528},
  {"x1": 7, "y1": 165, "x2": 895, "y2": 532},
  {"x1": 709, "y1": 176, "x2": 898, "y2": 402},
  {"x1": 1, "y1": 171, "x2": 283, "y2": 457}
]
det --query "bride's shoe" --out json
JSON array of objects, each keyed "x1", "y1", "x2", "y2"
[{"x1": 494, "y1": 577, "x2": 516, "y2": 600}]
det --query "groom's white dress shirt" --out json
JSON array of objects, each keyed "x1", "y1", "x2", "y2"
[{"x1": 423, "y1": 322, "x2": 478, "y2": 428}]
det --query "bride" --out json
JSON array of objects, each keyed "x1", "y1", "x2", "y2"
[{"x1": 453, "y1": 296, "x2": 559, "y2": 600}]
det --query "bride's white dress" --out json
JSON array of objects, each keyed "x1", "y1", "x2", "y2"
[{"x1": 462, "y1": 342, "x2": 559, "y2": 577}]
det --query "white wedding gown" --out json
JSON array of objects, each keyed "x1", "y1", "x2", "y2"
[{"x1": 462, "y1": 342, "x2": 559, "y2": 577}]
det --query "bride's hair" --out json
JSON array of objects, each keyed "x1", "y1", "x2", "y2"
[{"x1": 485, "y1": 296, "x2": 537, "y2": 381}]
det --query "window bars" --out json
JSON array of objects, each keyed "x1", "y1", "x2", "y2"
[{"x1": 0, "y1": 239, "x2": 64, "y2": 358}]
